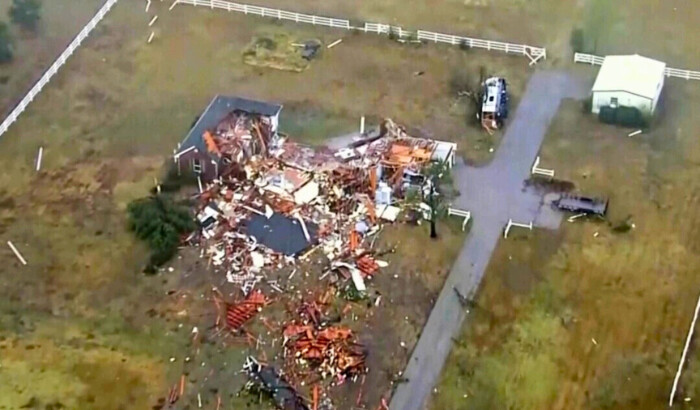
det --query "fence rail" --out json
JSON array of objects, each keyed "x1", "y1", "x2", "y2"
[
  {"x1": 416, "y1": 30, "x2": 545, "y2": 63},
  {"x1": 174, "y1": 0, "x2": 546, "y2": 64},
  {"x1": 573, "y1": 52, "x2": 605, "y2": 66},
  {"x1": 574, "y1": 52, "x2": 700, "y2": 81},
  {"x1": 0, "y1": 0, "x2": 120, "y2": 138},
  {"x1": 176, "y1": 0, "x2": 351, "y2": 29}
]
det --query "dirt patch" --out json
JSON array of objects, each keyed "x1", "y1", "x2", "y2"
[{"x1": 243, "y1": 34, "x2": 320, "y2": 72}]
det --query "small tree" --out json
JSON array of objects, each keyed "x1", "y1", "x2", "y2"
[
  {"x1": 424, "y1": 160, "x2": 452, "y2": 239},
  {"x1": 0, "y1": 23, "x2": 13, "y2": 63},
  {"x1": 127, "y1": 195, "x2": 195, "y2": 272},
  {"x1": 569, "y1": 28, "x2": 585, "y2": 53},
  {"x1": 9, "y1": 0, "x2": 42, "y2": 32}
]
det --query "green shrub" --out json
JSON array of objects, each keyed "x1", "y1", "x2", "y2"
[
  {"x1": 151, "y1": 165, "x2": 197, "y2": 194},
  {"x1": 0, "y1": 23, "x2": 13, "y2": 64},
  {"x1": 9, "y1": 0, "x2": 41, "y2": 31},
  {"x1": 616, "y1": 106, "x2": 646, "y2": 128},
  {"x1": 598, "y1": 105, "x2": 648, "y2": 128},
  {"x1": 388, "y1": 28, "x2": 398, "y2": 41},
  {"x1": 582, "y1": 97, "x2": 593, "y2": 113},
  {"x1": 127, "y1": 195, "x2": 195, "y2": 272},
  {"x1": 598, "y1": 106, "x2": 616, "y2": 124},
  {"x1": 570, "y1": 28, "x2": 585, "y2": 53}
]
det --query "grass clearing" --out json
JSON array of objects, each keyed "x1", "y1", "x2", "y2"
[
  {"x1": 0, "y1": 1, "x2": 488, "y2": 407},
  {"x1": 432, "y1": 1, "x2": 700, "y2": 407},
  {"x1": 0, "y1": 0, "x2": 104, "y2": 115},
  {"x1": 2, "y1": 0, "x2": 695, "y2": 408},
  {"x1": 433, "y1": 77, "x2": 700, "y2": 410}
]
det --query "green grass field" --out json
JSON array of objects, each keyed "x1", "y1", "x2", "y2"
[
  {"x1": 0, "y1": 1, "x2": 491, "y2": 408},
  {"x1": 2, "y1": 0, "x2": 696, "y2": 408}
]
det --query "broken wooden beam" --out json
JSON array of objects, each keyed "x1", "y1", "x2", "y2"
[{"x1": 7, "y1": 241, "x2": 27, "y2": 265}]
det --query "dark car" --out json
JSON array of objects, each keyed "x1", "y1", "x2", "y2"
[{"x1": 553, "y1": 194, "x2": 608, "y2": 216}]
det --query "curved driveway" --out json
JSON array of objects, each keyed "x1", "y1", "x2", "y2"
[{"x1": 390, "y1": 70, "x2": 588, "y2": 410}]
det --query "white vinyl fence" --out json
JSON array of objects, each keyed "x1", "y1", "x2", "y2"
[
  {"x1": 416, "y1": 30, "x2": 546, "y2": 64},
  {"x1": 173, "y1": 0, "x2": 546, "y2": 64},
  {"x1": 575, "y1": 52, "x2": 700, "y2": 81},
  {"x1": 0, "y1": 0, "x2": 120, "y2": 138},
  {"x1": 174, "y1": 0, "x2": 351, "y2": 29},
  {"x1": 573, "y1": 52, "x2": 604, "y2": 66}
]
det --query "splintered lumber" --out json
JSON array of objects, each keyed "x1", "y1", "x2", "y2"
[
  {"x1": 36, "y1": 147, "x2": 43, "y2": 171},
  {"x1": 327, "y1": 39, "x2": 343, "y2": 49},
  {"x1": 7, "y1": 241, "x2": 27, "y2": 265}
]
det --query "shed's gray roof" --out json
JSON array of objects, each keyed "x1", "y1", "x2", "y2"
[{"x1": 176, "y1": 95, "x2": 282, "y2": 157}]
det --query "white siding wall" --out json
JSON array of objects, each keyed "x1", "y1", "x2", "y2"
[
  {"x1": 652, "y1": 76, "x2": 664, "y2": 113},
  {"x1": 271, "y1": 112, "x2": 280, "y2": 133},
  {"x1": 592, "y1": 91, "x2": 653, "y2": 115}
]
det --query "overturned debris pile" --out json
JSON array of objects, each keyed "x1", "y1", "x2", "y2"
[{"x1": 283, "y1": 324, "x2": 367, "y2": 382}]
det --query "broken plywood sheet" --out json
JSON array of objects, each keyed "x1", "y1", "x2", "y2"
[
  {"x1": 376, "y1": 204, "x2": 401, "y2": 222},
  {"x1": 294, "y1": 181, "x2": 319, "y2": 205}
]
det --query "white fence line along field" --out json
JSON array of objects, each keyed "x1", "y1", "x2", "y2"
[
  {"x1": 574, "y1": 52, "x2": 700, "y2": 81},
  {"x1": 175, "y1": 0, "x2": 351, "y2": 29},
  {"x1": 174, "y1": 0, "x2": 546, "y2": 64},
  {"x1": 0, "y1": 0, "x2": 546, "y2": 139},
  {"x1": 0, "y1": 0, "x2": 120, "y2": 138}
]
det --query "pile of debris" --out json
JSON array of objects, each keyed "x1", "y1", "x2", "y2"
[
  {"x1": 192, "y1": 118, "x2": 455, "y2": 293},
  {"x1": 204, "y1": 109, "x2": 275, "y2": 164},
  {"x1": 283, "y1": 324, "x2": 367, "y2": 382},
  {"x1": 224, "y1": 289, "x2": 270, "y2": 331},
  {"x1": 184, "y1": 116, "x2": 457, "y2": 407}
]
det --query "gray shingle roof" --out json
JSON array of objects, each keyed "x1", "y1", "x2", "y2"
[{"x1": 176, "y1": 95, "x2": 282, "y2": 157}]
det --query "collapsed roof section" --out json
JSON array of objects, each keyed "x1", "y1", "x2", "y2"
[{"x1": 175, "y1": 95, "x2": 283, "y2": 167}]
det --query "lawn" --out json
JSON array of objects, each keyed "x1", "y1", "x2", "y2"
[
  {"x1": 0, "y1": 0, "x2": 105, "y2": 116},
  {"x1": 3, "y1": 0, "x2": 694, "y2": 408},
  {"x1": 430, "y1": 0, "x2": 700, "y2": 407},
  {"x1": 432, "y1": 64, "x2": 700, "y2": 410},
  {"x1": 0, "y1": 1, "x2": 503, "y2": 408},
  {"x1": 247, "y1": 0, "x2": 699, "y2": 68}
]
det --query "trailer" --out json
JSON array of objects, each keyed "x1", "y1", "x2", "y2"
[{"x1": 478, "y1": 77, "x2": 509, "y2": 131}]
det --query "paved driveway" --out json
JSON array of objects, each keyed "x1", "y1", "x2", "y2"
[{"x1": 389, "y1": 70, "x2": 588, "y2": 410}]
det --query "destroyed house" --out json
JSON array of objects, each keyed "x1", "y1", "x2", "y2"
[
  {"x1": 173, "y1": 95, "x2": 283, "y2": 181},
  {"x1": 342, "y1": 119, "x2": 457, "y2": 200}
]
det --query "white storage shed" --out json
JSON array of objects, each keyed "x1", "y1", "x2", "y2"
[{"x1": 591, "y1": 54, "x2": 666, "y2": 116}]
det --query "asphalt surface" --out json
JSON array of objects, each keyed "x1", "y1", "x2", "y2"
[{"x1": 389, "y1": 70, "x2": 588, "y2": 410}]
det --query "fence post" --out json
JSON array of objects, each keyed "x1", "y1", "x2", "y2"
[
  {"x1": 277, "y1": 9, "x2": 281, "y2": 19},
  {"x1": 312, "y1": 15, "x2": 316, "y2": 25}
]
